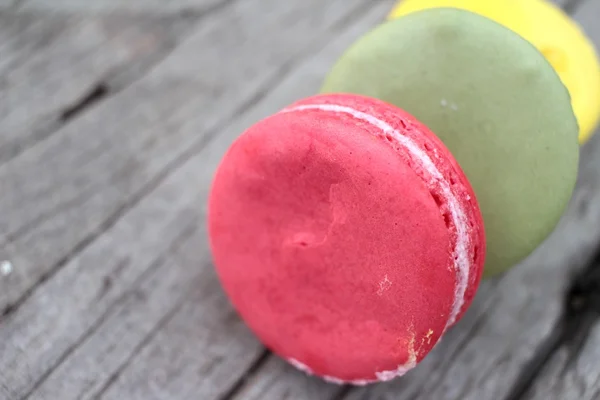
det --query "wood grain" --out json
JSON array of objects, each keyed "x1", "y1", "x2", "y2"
[
  {"x1": 14, "y1": 0, "x2": 574, "y2": 12},
  {"x1": 0, "y1": 11, "x2": 195, "y2": 165},
  {"x1": 81, "y1": 228, "x2": 263, "y2": 400},
  {"x1": 19, "y1": 0, "x2": 226, "y2": 13},
  {"x1": 1, "y1": 0, "x2": 599, "y2": 399},
  {"x1": 229, "y1": 357, "x2": 344, "y2": 400},
  {"x1": 0, "y1": 0, "x2": 391, "y2": 399},
  {"x1": 0, "y1": 0, "x2": 371, "y2": 319}
]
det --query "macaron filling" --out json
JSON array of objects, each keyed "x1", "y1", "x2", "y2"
[{"x1": 287, "y1": 356, "x2": 416, "y2": 386}]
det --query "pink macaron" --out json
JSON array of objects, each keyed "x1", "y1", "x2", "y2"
[{"x1": 208, "y1": 93, "x2": 485, "y2": 384}]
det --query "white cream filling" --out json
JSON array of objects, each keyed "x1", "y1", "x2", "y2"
[
  {"x1": 281, "y1": 103, "x2": 473, "y2": 383},
  {"x1": 288, "y1": 349, "x2": 416, "y2": 386},
  {"x1": 287, "y1": 358, "x2": 392, "y2": 386}
]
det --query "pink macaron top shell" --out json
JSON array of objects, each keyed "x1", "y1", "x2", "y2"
[
  {"x1": 208, "y1": 93, "x2": 485, "y2": 384},
  {"x1": 289, "y1": 94, "x2": 486, "y2": 324}
]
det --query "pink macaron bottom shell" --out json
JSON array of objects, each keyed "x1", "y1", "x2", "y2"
[{"x1": 208, "y1": 94, "x2": 485, "y2": 384}]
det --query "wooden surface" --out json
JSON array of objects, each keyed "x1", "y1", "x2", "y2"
[{"x1": 0, "y1": 0, "x2": 599, "y2": 399}]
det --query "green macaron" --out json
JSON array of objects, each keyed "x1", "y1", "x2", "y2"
[{"x1": 321, "y1": 8, "x2": 579, "y2": 277}]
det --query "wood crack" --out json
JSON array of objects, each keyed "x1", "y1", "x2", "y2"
[
  {"x1": 176, "y1": 0, "x2": 239, "y2": 20},
  {"x1": 90, "y1": 284, "x2": 195, "y2": 400},
  {"x1": 502, "y1": 249, "x2": 600, "y2": 400},
  {"x1": 0, "y1": 0, "x2": 230, "y2": 166},
  {"x1": 563, "y1": 0, "x2": 587, "y2": 14},
  {"x1": 13, "y1": 0, "x2": 239, "y2": 17},
  {"x1": 0, "y1": 82, "x2": 228, "y2": 318},
  {"x1": 218, "y1": 349, "x2": 272, "y2": 400},
  {"x1": 59, "y1": 82, "x2": 110, "y2": 122},
  {"x1": 0, "y1": 183, "x2": 99, "y2": 248},
  {"x1": 329, "y1": 0, "x2": 387, "y2": 34},
  {"x1": 329, "y1": 386, "x2": 353, "y2": 400},
  {"x1": 19, "y1": 222, "x2": 198, "y2": 400},
  {"x1": 419, "y1": 293, "x2": 500, "y2": 400}
]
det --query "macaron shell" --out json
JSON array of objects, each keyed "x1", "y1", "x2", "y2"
[
  {"x1": 291, "y1": 93, "x2": 485, "y2": 322},
  {"x1": 388, "y1": 0, "x2": 600, "y2": 143},
  {"x1": 208, "y1": 94, "x2": 484, "y2": 382},
  {"x1": 522, "y1": 0, "x2": 600, "y2": 143},
  {"x1": 389, "y1": 0, "x2": 529, "y2": 30},
  {"x1": 209, "y1": 103, "x2": 453, "y2": 381},
  {"x1": 321, "y1": 9, "x2": 579, "y2": 277}
]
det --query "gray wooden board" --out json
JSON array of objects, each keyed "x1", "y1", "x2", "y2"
[
  {"x1": 14, "y1": 0, "x2": 571, "y2": 12},
  {"x1": 27, "y1": 225, "x2": 264, "y2": 400},
  {"x1": 229, "y1": 357, "x2": 343, "y2": 400},
  {"x1": 18, "y1": 0, "x2": 226, "y2": 13},
  {"x1": 1, "y1": 0, "x2": 600, "y2": 400},
  {"x1": 82, "y1": 228, "x2": 264, "y2": 400},
  {"x1": 0, "y1": 11, "x2": 196, "y2": 165},
  {"x1": 554, "y1": 0, "x2": 575, "y2": 8},
  {"x1": 0, "y1": 0, "x2": 393, "y2": 399},
  {"x1": 0, "y1": 0, "x2": 371, "y2": 323}
]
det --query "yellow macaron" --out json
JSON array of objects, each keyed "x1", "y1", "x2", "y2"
[{"x1": 388, "y1": 0, "x2": 600, "y2": 143}]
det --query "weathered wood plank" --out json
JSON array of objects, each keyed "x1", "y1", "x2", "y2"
[
  {"x1": 0, "y1": 0, "x2": 386, "y2": 399},
  {"x1": 529, "y1": 323, "x2": 600, "y2": 400},
  {"x1": 3, "y1": 1, "x2": 595, "y2": 399},
  {"x1": 0, "y1": 0, "x2": 372, "y2": 316},
  {"x1": 19, "y1": 0, "x2": 225, "y2": 13},
  {"x1": 95, "y1": 279, "x2": 263, "y2": 400},
  {"x1": 0, "y1": 11, "x2": 195, "y2": 165},
  {"x1": 25, "y1": 226, "x2": 216, "y2": 400},
  {"x1": 15, "y1": 0, "x2": 571, "y2": 13},
  {"x1": 553, "y1": 0, "x2": 574, "y2": 9},
  {"x1": 0, "y1": 0, "x2": 16, "y2": 8},
  {"x1": 229, "y1": 357, "x2": 343, "y2": 400},
  {"x1": 0, "y1": 169, "x2": 203, "y2": 400},
  {"x1": 570, "y1": 0, "x2": 600, "y2": 47},
  {"x1": 28, "y1": 227, "x2": 264, "y2": 400}
]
